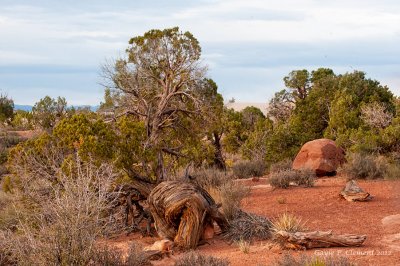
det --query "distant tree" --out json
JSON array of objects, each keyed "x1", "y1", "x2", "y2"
[
  {"x1": 241, "y1": 106, "x2": 265, "y2": 131},
  {"x1": 0, "y1": 94, "x2": 14, "y2": 123},
  {"x1": 267, "y1": 89, "x2": 294, "y2": 123},
  {"x1": 11, "y1": 110, "x2": 34, "y2": 129},
  {"x1": 32, "y1": 96, "x2": 67, "y2": 130},
  {"x1": 283, "y1": 69, "x2": 310, "y2": 100},
  {"x1": 103, "y1": 27, "x2": 210, "y2": 181}
]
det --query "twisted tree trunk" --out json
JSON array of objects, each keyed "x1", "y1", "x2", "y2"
[{"x1": 147, "y1": 181, "x2": 228, "y2": 249}]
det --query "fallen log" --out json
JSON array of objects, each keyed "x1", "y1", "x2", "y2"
[
  {"x1": 340, "y1": 180, "x2": 372, "y2": 202},
  {"x1": 147, "y1": 181, "x2": 228, "y2": 249},
  {"x1": 275, "y1": 230, "x2": 367, "y2": 250}
]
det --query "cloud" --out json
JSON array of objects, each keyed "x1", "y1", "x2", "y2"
[{"x1": 1, "y1": 0, "x2": 400, "y2": 104}]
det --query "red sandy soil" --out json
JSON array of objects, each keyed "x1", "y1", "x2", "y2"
[{"x1": 104, "y1": 176, "x2": 400, "y2": 266}]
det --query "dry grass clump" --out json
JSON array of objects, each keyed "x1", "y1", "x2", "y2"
[
  {"x1": 236, "y1": 238, "x2": 250, "y2": 253},
  {"x1": 269, "y1": 169, "x2": 315, "y2": 189},
  {"x1": 232, "y1": 160, "x2": 267, "y2": 179},
  {"x1": 271, "y1": 212, "x2": 307, "y2": 233},
  {"x1": 223, "y1": 210, "x2": 271, "y2": 242},
  {"x1": 273, "y1": 253, "x2": 355, "y2": 266},
  {"x1": 174, "y1": 251, "x2": 229, "y2": 266},
  {"x1": 207, "y1": 182, "x2": 250, "y2": 221}
]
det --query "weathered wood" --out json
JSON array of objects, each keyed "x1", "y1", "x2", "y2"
[
  {"x1": 147, "y1": 181, "x2": 228, "y2": 249},
  {"x1": 340, "y1": 180, "x2": 372, "y2": 202},
  {"x1": 275, "y1": 230, "x2": 367, "y2": 250}
]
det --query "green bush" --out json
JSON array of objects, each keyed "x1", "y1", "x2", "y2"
[
  {"x1": 269, "y1": 169, "x2": 315, "y2": 189},
  {"x1": 232, "y1": 160, "x2": 266, "y2": 179},
  {"x1": 175, "y1": 251, "x2": 229, "y2": 266}
]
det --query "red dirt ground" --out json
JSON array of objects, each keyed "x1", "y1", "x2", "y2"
[{"x1": 105, "y1": 176, "x2": 400, "y2": 266}]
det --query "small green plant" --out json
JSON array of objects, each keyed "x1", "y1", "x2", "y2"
[
  {"x1": 236, "y1": 238, "x2": 250, "y2": 254},
  {"x1": 174, "y1": 251, "x2": 229, "y2": 266},
  {"x1": 271, "y1": 212, "x2": 307, "y2": 233},
  {"x1": 232, "y1": 160, "x2": 267, "y2": 179}
]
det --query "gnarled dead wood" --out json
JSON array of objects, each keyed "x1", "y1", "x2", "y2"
[
  {"x1": 275, "y1": 230, "x2": 367, "y2": 250},
  {"x1": 340, "y1": 180, "x2": 372, "y2": 202},
  {"x1": 147, "y1": 181, "x2": 228, "y2": 249}
]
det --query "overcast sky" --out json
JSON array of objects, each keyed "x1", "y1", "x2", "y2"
[{"x1": 1, "y1": 0, "x2": 399, "y2": 105}]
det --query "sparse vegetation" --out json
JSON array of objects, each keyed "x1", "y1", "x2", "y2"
[
  {"x1": 208, "y1": 181, "x2": 250, "y2": 220},
  {"x1": 273, "y1": 253, "x2": 354, "y2": 266},
  {"x1": 269, "y1": 159, "x2": 293, "y2": 173},
  {"x1": 174, "y1": 251, "x2": 229, "y2": 266}
]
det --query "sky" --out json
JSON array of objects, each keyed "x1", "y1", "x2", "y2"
[{"x1": 0, "y1": 0, "x2": 400, "y2": 105}]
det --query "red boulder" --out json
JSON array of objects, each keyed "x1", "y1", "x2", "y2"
[{"x1": 292, "y1": 139, "x2": 345, "y2": 176}]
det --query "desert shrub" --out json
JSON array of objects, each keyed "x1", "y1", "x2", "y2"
[
  {"x1": 3, "y1": 157, "x2": 119, "y2": 265},
  {"x1": 271, "y1": 212, "x2": 307, "y2": 233},
  {"x1": 270, "y1": 159, "x2": 293, "y2": 173},
  {"x1": 190, "y1": 167, "x2": 234, "y2": 189},
  {"x1": 343, "y1": 153, "x2": 385, "y2": 179},
  {"x1": 174, "y1": 251, "x2": 229, "y2": 266},
  {"x1": 269, "y1": 169, "x2": 315, "y2": 189},
  {"x1": 269, "y1": 170, "x2": 292, "y2": 188},
  {"x1": 293, "y1": 168, "x2": 316, "y2": 187},
  {"x1": 232, "y1": 160, "x2": 266, "y2": 179},
  {"x1": 223, "y1": 210, "x2": 271, "y2": 242},
  {"x1": 208, "y1": 182, "x2": 250, "y2": 220},
  {"x1": 125, "y1": 242, "x2": 151, "y2": 266},
  {"x1": 91, "y1": 246, "x2": 124, "y2": 266},
  {"x1": 273, "y1": 253, "x2": 354, "y2": 266},
  {"x1": 384, "y1": 163, "x2": 400, "y2": 180}
]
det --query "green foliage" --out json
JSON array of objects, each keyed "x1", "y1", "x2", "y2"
[
  {"x1": 11, "y1": 110, "x2": 34, "y2": 129},
  {"x1": 53, "y1": 113, "x2": 116, "y2": 162},
  {"x1": 32, "y1": 96, "x2": 68, "y2": 130},
  {"x1": 0, "y1": 94, "x2": 14, "y2": 123}
]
